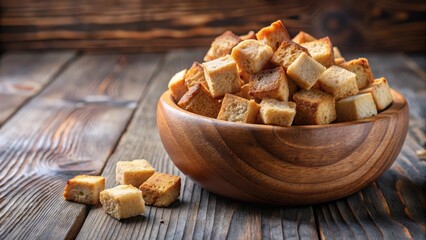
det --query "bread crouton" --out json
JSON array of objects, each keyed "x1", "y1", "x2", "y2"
[
  {"x1": 340, "y1": 58, "x2": 374, "y2": 89},
  {"x1": 178, "y1": 83, "x2": 222, "y2": 118},
  {"x1": 116, "y1": 159, "x2": 155, "y2": 188},
  {"x1": 336, "y1": 93, "x2": 378, "y2": 122},
  {"x1": 270, "y1": 39, "x2": 311, "y2": 70},
  {"x1": 202, "y1": 55, "x2": 241, "y2": 98},
  {"x1": 293, "y1": 89, "x2": 336, "y2": 125},
  {"x1": 249, "y1": 67, "x2": 289, "y2": 101},
  {"x1": 168, "y1": 69, "x2": 188, "y2": 102},
  {"x1": 139, "y1": 173, "x2": 181, "y2": 207},
  {"x1": 231, "y1": 40, "x2": 273, "y2": 74},
  {"x1": 292, "y1": 31, "x2": 317, "y2": 44},
  {"x1": 286, "y1": 52, "x2": 326, "y2": 90},
  {"x1": 204, "y1": 31, "x2": 241, "y2": 61},
  {"x1": 100, "y1": 185, "x2": 145, "y2": 219},
  {"x1": 301, "y1": 37, "x2": 334, "y2": 67},
  {"x1": 217, "y1": 94, "x2": 260, "y2": 123},
  {"x1": 318, "y1": 66, "x2": 359, "y2": 100},
  {"x1": 64, "y1": 175, "x2": 105, "y2": 205},
  {"x1": 256, "y1": 20, "x2": 291, "y2": 51},
  {"x1": 259, "y1": 99, "x2": 296, "y2": 126},
  {"x1": 185, "y1": 62, "x2": 207, "y2": 88},
  {"x1": 359, "y1": 77, "x2": 393, "y2": 111}
]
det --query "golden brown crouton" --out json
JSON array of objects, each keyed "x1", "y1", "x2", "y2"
[
  {"x1": 217, "y1": 94, "x2": 260, "y2": 123},
  {"x1": 340, "y1": 58, "x2": 374, "y2": 89},
  {"x1": 286, "y1": 52, "x2": 326, "y2": 90},
  {"x1": 139, "y1": 173, "x2": 181, "y2": 207},
  {"x1": 256, "y1": 20, "x2": 291, "y2": 51},
  {"x1": 359, "y1": 77, "x2": 393, "y2": 111},
  {"x1": 178, "y1": 83, "x2": 222, "y2": 118},
  {"x1": 292, "y1": 31, "x2": 317, "y2": 44},
  {"x1": 301, "y1": 37, "x2": 334, "y2": 67},
  {"x1": 293, "y1": 89, "x2": 336, "y2": 125},
  {"x1": 249, "y1": 67, "x2": 289, "y2": 101},
  {"x1": 231, "y1": 40, "x2": 274, "y2": 74},
  {"x1": 100, "y1": 185, "x2": 145, "y2": 220},
  {"x1": 336, "y1": 93, "x2": 378, "y2": 122},
  {"x1": 64, "y1": 175, "x2": 105, "y2": 205},
  {"x1": 270, "y1": 39, "x2": 311, "y2": 70}
]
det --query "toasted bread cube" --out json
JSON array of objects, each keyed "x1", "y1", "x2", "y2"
[
  {"x1": 202, "y1": 55, "x2": 241, "y2": 98},
  {"x1": 204, "y1": 31, "x2": 241, "y2": 61},
  {"x1": 256, "y1": 20, "x2": 291, "y2": 51},
  {"x1": 336, "y1": 93, "x2": 378, "y2": 122},
  {"x1": 240, "y1": 31, "x2": 256, "y2": 40},
  {"x1": 178, "y1": 83, "x2": 222, "y2": 118},
  {"x1": 287, "y1": 52, "x2": 326, "y2": 90},
  {"x1": 185, "y1": 62, "x2": 207, "y2": 89},
  {"x1": 249, "y1": 67, "x2": 289, "y2": 101},
  {"x1": 63, "y1": 175, "x2": 105, "y2": 205},
  {"x1": 340, "y1": 58, "x2": 374, "y2": 89},
  {"x1": 116, "y1": 159, "x2": 155, "y2": 188},
  {"x1": 292, "y1": 31, "x2": 317, "y2": 44},
  {"x1": 301, "y1": 37, "x2": 334, "y2": 67},
  {"x1": 333, "y1": 47, "x2": 343, "y2": 58},
  {"x1": 139, "y1": 172, "x2": 181, "y2": 207},
  {"x1": 335, "y1": 57, "x2": 345, "y2": 65},
  {"x1": 235, "y1": 83, "x2": 254, "y2": 100},
  {"x1": 359, "y1": 77, "x2": 393, "y2": 111},
  {"x1": 168, "y1": 69, "x2": 188, "y2": 102},
  {"x1": 270, "y1": 39, "x2": 311, "y2": 70},
  {"x1": 100, "y1": 185, "x2": 145, "y2": 220},
  {"x1": 293, "y1": 89, "x2": 336, "y2": 125},
  {"x1": 260, "y1": 99, "x2": 296, "y2": 126},
  {"x1": 217, "y1": 94, "x2": 260, "y2": 123},
  {"x1": 318, "y1": 66, "x2": 359, "y2": 100},
  {"x1": 231, "y1": 40, "x2": 273, "y2": 74}
]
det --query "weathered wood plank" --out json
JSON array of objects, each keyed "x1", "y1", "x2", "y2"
[
  {"x1": 0, "y1": 53, "x2": 163, "y2": 239},
  {"x1": 0, "y1": 52, "x2": 75, "y2": 125},
  {"x1": 315, "y1": 53, "x2": 426, "y2": 240},
  {"x1": 76, "y1": 49, "x2": 319, "y2": 240},
  {"x1": 1, "y1": 0, "x2": 425, "y2": 52}
]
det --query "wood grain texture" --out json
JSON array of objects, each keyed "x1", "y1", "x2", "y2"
[
  {"x1": 76, "y1": 50, "x2": 319, "y2": 240},
  {"x1": 1, "y1": 0, "x2": 425, "y2": 52},
  {"x1": 0, "y1": 53, "x2": 162, "y2": 239},
  {"x1": 314, "y1": 52, "x2": 426, "y2": 240},
  {"x1": 0, "y1": 52, "x2": 75, "y2": 125}
]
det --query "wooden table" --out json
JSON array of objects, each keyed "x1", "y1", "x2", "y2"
[{"x1": 0, "y1": 50, "x2": 424, "y2": 240}]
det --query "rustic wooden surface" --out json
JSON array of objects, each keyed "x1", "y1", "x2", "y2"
[
  {"x1": 0, "y1": 49, "x2": 424, "y2": 240},
  {"x1": 1, "y1": 0, "x2": 425, "y2": 52}
]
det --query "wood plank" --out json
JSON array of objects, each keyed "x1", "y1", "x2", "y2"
[
  {"x1": 315, "y1": 53, "x2": 426, "y2": 240},
  {"x1": 0, "y1": 52, "x2": 75, "y2": 125},
  {"x1": 0, "y1": 53, "x2": 163, "y2": 239},
  {"x1": 76, "y1": 49, "x2": 319, "y2": 240},
  {"x1": 1, "y1": 0, "x2": 425, "y2": 52}
]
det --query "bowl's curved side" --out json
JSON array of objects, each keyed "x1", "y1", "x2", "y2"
[{"x1": 157, "y1": 90, "x2": 409, "y2": 205}]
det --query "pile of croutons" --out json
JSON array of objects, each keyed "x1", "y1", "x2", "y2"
[{"x1": 168, "y1": 20, "x2": 393, "y2": 126}]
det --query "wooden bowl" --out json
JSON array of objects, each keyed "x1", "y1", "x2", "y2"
[{"x1": 157, "y1": 90, "x2": 409, "y2": 205}]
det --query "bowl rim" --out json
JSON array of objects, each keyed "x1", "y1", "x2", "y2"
[{"x1": 159, "y1": 89, "x2": 407, "y2": 130}]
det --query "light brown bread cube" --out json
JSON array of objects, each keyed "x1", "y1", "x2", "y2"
[
  {"x1": 100, "y1": 185, "x2": 145, "y2": 220},
  {"x1": 116, "y1": 159, "x2": 155, "y2": 188},
  {"x1": 336, "y1": 93, "x2": 378, "y2": 122},
  {"x1": 333, "y1": 47, "x2": 343, "y2": 58},
  {"x1": 235, "y1": 83, "x2": 254, "y2": 100},
  {"x1": 293, "y1": 89, "x2": 336, "y2": 125},
  {"x1": 168, "y1": 69, "x2": 188, "y2": 102},
  {"x1": 340, "y1": 58, "x2": 374, "y2": 89},
  {"x1": 286, "y1": 52, "x2": 326, "y2": 90},
  {"x1": 217, "y1": 94, "x2": 260, "y2": 123},
  {"x1": 204, "y1": 31, "x2": 241, "y2": 61},
  {"x1": 335, "y1": 57, "x2": 345, "y2": 65},
  {"x1": 318, "y1": 66, "x2": 359, "y2": 100},
  {"x1": 64, "y1": 175, "x2": 105, "y2": 205},
  {"x1": 301, "y1": 37, "x2": 334, "y2": 67},
  {"x1": 231, "y1": 39, "x2": 273, "y2": 74},
  {"x1": 292, "y1": 31, "x2": 317, "y2": 44},
  {"x1": 178, "y1": 83, "x2": 222, "y2": 118},
  {"x1": 259, "y1": 99, "x2": 296, "y2": 126},
  {"x1": 256, "y1": 20, "x2": 291, "y2": 51},
  {"x1": 202, "y1": 55, "x2": 241, "y2": 98},
  {"x1": 240, "y1": 31, "x2": 256, "y2": 40},
  {"x1": 139, "y1": 172, "x2": 181, "y2": 207},
  {"x1": 270, "y1": 39, "x2": 311, "y2": 70},
  {"x1": 185, "y1": 62, "x2": 207, "y2": 88},
  {"x1": 249, "y1": 67, "x2": 289, "y2": 101},
  {"x1": 359, "y1": 77, "x2": 393, "y2": 111}
]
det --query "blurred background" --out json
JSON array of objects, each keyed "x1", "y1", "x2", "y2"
[{"x1": 1, "y1": 0, "x2": 425, "y2": 53}]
